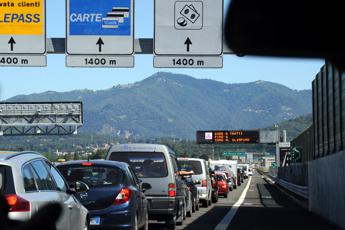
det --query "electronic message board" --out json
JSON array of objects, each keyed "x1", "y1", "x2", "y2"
[{"x1": 196, "y1": 130, "x2": 260, "y2": 144}]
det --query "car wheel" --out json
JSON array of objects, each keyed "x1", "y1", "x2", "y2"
[
  {"x1": 139, "y1": 211, "x2": 148, "y2": 230},
  {"x1": 196, "y1": 201, "x2": 200, "y2": 211},
  {"x1": 166, "y1": 216, "x2": 176, "y2": 229},
  {"x1": 224, "y1": 193, "x2": 228, "y2": 198},
  {"x1": 132, "y1": 215, "x2": 138, "y2": 230},
  {"x1": 187, "y1": 203, "x2": 192, "y2": 218},
  {"x1": 202, "y1": 199, "x2": 208, "y2": 208},
  {"x1": 212, "y1": 194, "x2": 218, "y2": 203},
  {"x1": 192, "y1": 199, "x2": 196, "y2": 213},
  {"x1": 176, "y1": 204, "x2": 184, "y2": 226},
  {"x1": 208, "y1": 199, "x2": 212, "y2": 206}
]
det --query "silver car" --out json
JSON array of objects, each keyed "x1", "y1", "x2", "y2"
[
  {"x1": 0, "y1": 151, "x2": 89, "y2": 230},
  {"x1": 177, "y1": 158, "x2": 212, "y2": 207}
]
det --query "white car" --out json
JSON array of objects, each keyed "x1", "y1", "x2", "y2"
[{"x1": 0, "y1": 151, "x2": 89, "y2": 230}]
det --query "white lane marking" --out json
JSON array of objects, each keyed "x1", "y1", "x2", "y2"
[{"x1": 215, "y1": 176, "x2": 252, "y2": 230}]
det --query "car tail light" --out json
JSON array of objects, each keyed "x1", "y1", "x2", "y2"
[
  {"x1": 168, "y1": 183, "x2": 176, "y2": 197},
  {"x1": 6, "y1": 194, "x2": 30, "y2": 212},
  {"x1": 202, "y1": 180, "x2": 207, "y2": 188},
  {"x1": 212, "y1": 178, "x2": 217, "y2": 187},
  {"x1": 114, "y1": 188, "x2": 131, "y2": 205},
  {"x1": 81, "y1": 162, "x2": 93, "y2": 166}
]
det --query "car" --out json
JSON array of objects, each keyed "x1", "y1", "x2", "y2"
[
  {"x1": 237, "y1": 168, "x2": 242, "y2": 186},
  {"x1": 178, "y1": 171, "x2": 200, "y2": 214},
  {"x1": 238, "y1": 167, "x2": 245, "y2": 182},
  {"x1": 213, "y1": 164, "x2": 234, "y2": 191},
  {"x1": 215, "y1": 172, "x2": 229, "y2": 198},
  {"x1": 177, "y1": 158, "x2": 212, "y2": 208},
  {"x1": 209, "y1": 170, "x2": 219, "y2": 203},
  {"x1": 57, "y1": 160, "x2": 150, "y2": 230},
  {"x1": 210, "y1": 160, "x2": 238, "y2": 189},
  {"x1": 238, "y1": 164, "x2": 250, "y2": 179},
  {"x1": 248, "y1": 167, "x2": 253, "y2": 177},
  {"x1": 106, "y1": 144, "x2": 186, "y2": 229},
  {"x1": 0, "y1": 151, "x2": 89, "y2": 230}
]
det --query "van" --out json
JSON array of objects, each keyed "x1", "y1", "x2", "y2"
[
  {"x1": 106, "y1": 144, "x2": 186, "y2": 228},
  {"x1": 177, "y1": 158, "x2": 212, "y2": 207}
]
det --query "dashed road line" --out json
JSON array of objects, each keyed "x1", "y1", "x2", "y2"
[{"x1": 214, "y1": 176, "x2": 252, "y2": 230}]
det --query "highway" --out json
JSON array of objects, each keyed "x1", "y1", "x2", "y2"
[{"x1": 150, "y1": 172, "x2": 339, "y2": 230}]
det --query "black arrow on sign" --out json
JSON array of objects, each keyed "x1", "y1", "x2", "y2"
[
  {"x1": 96, "y1": 37, "x2": 104, "y2": 52},
  {"x1": 184, "y1": 37, "x2": 192, "y2": 52},
  {"x1": 8, "y1": 37, "x2": 16, "y2": 52}
]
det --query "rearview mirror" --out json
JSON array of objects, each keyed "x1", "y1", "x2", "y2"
[
  {"x1": 75, "y1": 181, "x2": 89, "y2": 193},
  {"x1": 194, "y1": 180, "x2": 201, "y2": 185},
  {"x1": 225, "y1": 0, "x2": 345, "y2": 69}
]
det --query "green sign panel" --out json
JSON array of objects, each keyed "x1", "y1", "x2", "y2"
[{"x1": 223, "y1": 152, "x2": 246, "y2": 157}]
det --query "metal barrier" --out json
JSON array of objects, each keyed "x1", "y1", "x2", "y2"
[
  {"x1": 258, "y1": 168, "x2": 309, "y2": 199},
  {"x1": 274, "y1": 178, "x2": 309, "y2": 199}
]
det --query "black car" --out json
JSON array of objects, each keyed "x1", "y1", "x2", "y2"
[
  {"x1": 57, "y1": 160, "x2": 151, "y2": 230},
  {"x1": 237, "y1": 168, "x2": 242, "y2": 186},
  {"x1": 179, "y1": 172, "x2": 200, "y2": 214},
  {"x1": 209, "y1": 170, "x2": 219, "y2": 203}
]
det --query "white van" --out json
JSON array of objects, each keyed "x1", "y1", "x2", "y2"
[{"x1": 177, "y1": 158, "x2": 212, "y2": 207}]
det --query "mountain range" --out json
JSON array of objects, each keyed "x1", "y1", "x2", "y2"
[{"x1": 6, "y1": 72, "x2": 312, "y2": 139}]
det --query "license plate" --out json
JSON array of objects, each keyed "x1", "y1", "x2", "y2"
[{"x1": 90, "y1": 217, "x2": 101, "y2": 226}]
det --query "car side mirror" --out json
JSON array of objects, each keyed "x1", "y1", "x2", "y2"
[
  {"x1": 142, "y1": 183, "x2": 152, "y2": 193},
  {"x1": 75, "y1": 181, "x2": 89, "y2": 193}
]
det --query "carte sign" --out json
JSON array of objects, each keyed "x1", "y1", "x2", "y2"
[
  {"x1": 0, "y1": 0, "x2": 46, "y2": 54},
  {"x1": 67, "y1": 0, "x2": 134, "y2": 55},
  {"x1": 196, "y1": 130, "x2": 260, "y2": 144},
  {"x1": 154, "y1": 0, "x2": 223, "y2": 68}
]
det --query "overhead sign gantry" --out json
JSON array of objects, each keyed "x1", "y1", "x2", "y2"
[
  {"x1": 0, "y1": 102, "x2": 83, "y2": 136},
  {"x1": 0, "y1": 0, "x2": 46, "y2": 66},
  {"x1": 66, "y1": 0, "x2": 134, "y2": 67},
  {"x1": 154, "y1": 0, "x2": 223, "y2": 68}
]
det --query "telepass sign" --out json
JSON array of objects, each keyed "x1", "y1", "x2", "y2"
[{"x1": 0, "y1": 0, "x2": 46, "y2": 54}]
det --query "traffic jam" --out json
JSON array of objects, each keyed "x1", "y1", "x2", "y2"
[{"x1": 0, "y1": 144, "x2": 252, "y2": 230}]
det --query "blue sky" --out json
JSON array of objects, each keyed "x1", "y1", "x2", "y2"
[{"x1": 0, "y1": 0, "x2": 324, "y2": 100}]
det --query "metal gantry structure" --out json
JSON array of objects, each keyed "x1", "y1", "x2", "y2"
[{"x1": 0, "y1": 102, "x2": 83, "y2": 136}]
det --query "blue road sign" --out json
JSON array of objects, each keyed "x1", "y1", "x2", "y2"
[{"x1": 69, "y1": 0, "x2": 131, "y2": 36}]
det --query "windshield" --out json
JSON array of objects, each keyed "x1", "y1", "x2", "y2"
[
  {"x1": 109, "y1": 152, "x2": 168, "y2": 178},
  {"x1": 58, "y1": 165, "x2": 124, "y2": 188},
  {"x1": 178, "y1": 160, "x2": 203, "y2": 175}
]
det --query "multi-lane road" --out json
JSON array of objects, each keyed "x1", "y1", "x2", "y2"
[{"x1": 150, "y1": 172, "x2": 339, "y2": 230}]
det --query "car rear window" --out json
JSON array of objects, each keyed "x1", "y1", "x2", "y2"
[
  {"x1": 178, "y1": 160, "x2": 203, "y2": 175},
  {"x1": 0, "y1": 165, "x2": 15, "y2": 194},
  {"x1": 58, "y1": 165, "x2": 124, "y2": 188},
  {"x1": 216, "y1": 175, "x2": 225, "y2": 180},
  {"x1": 109, "y1": 152, "x2": 168, "y2": 178}
]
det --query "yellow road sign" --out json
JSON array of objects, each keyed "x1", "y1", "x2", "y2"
[{"x1": 0, "y1": 0, "x2": 44, "y2": 35}]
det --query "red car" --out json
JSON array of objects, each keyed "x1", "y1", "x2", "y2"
[{"x1": 216, "y1": 173, "x2": 229, "y2": 198}]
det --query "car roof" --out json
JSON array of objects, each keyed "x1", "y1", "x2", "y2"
[
  {"x1": 56, "y1": 160, "x2": 129, "y2": 170},
  {"x1": 109, "y1": 143, "x2": 175, "y2": 156},
  {"x1": 0, "y1": 151, "x2": 43, "y2": 161},
  {"x1": 178, "y1": 157, "x2": 204, "y2": 162}
]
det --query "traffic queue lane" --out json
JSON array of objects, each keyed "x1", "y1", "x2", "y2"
[{"x1": 151, "y1": 172, "x2": 340, "y2": 230}]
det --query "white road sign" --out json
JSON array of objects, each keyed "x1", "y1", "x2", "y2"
[
  {"x1": 66, "y1": 0, "x2": 134, "y2": 55},
  {"x1": 154, "y1": 0, "x2": 223, "y2": 56}
]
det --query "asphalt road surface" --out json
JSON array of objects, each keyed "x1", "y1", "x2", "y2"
[{"x1": 149, "y1": 172, "x2": 340, "y2": 230}]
